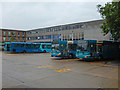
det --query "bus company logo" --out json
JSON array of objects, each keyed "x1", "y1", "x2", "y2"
[
  {"x1": 52, "y1": 41, "x2": 58, "y2": 44},
  {"x1": 68, "y1": 41, "x2": 73, "y2": 44},
  {"x1": 97, "y1": 40, "x2": 103, "y2": 43}
]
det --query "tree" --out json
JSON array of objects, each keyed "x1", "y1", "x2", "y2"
[{"x1": 97, "y1": 1, "x2": 120, "y2": 41}]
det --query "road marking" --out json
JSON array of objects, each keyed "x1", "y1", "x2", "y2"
[
  {"x1": 37, "y1": 65, "x2": 72, "y2": 72},
  {"x1": 55, "y1": 68, "x2": 71, "y2": 72},
  {"x1": 90, "y1": 62, "x2": 120, "y2": 67}
]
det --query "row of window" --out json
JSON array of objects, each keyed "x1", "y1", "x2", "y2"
[
  {"x1": 27, "y1": 33, "x2": 84, "y2": 41},
  {"x1": 3, "y1": 31, "x2": 25, "y2": 36},
  {"x1": 42, "y1": 45, "x2": 51, "y2": 49},
  {"x1": 27, "y1": 34, "x2": 61, "y2": 40},
  {"x1": 14, "y1": 44, "x2": 40, "y2": 49},
  {"x1": 14, "y1": 44, "x2": 51, "y2": 49},
  {"x1": 3, "y1": 37, "x2": 25, "y2": 42},
  {"x1": 27, "y1": 24, "x2": 85, "y2": 34}
]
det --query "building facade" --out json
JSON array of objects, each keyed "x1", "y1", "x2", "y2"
[
  {"x1": 26, "y1": 20, "x2": 112, "y2": 43},
  {"x1": 0, "y1": 29, "x2": 26, "y2": 43}
]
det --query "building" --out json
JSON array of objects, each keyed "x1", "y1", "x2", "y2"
[
  {"x1": 0, "y1": 29, "x2": 26, "y2": 43},
  {"x1": 26, "y1": 20, "x2": 112, "y2": 43}
]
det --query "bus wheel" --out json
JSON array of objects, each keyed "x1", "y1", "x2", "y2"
[
  {"x1": 69, "y1": 54, "x2": 73, "y2": 58},
  {"x1": 43, "y1": 50, "x2": 46, "y2": 53},
  {"x1": 98, "y1": 55, "x2": 103, "y2": 60},
  {"x1": 23, "y1": 50, "x2": 26, "y2": 53}
]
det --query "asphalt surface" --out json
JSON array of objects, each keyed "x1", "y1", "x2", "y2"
[{"x1": 2, "y1": 52, "x2": 119, "y2": 88}]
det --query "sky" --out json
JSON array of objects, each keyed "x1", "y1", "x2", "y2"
[{"x1": 0, "y1": 0, "x2": 110, "y2": 31}]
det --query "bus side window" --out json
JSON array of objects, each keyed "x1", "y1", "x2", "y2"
[
  {"x1": 47, "y1": 45, "x2": 51, "y2": 49},
  {"x1": 14, "y1": 44, "x2": 17, "y2": 47},
  {"x1": 31, "y1": 44, "x2": 34, "y2": 49},
  {"x1": 34, "y1": 44, "x2": 40, "y2": 49},
  {"x1": 21, "y1": 44, "x2": 24, "y2": 47},
  {"x1": 42, "y1": 45, "x2": 46, "y2": 49},
  {"x1": 26, "y1": 44, "x2": 31, "y2": 49},
  {"x1": 14, "y1": 44, "x2": 19, "y2": 47},
  {"x1": 98, "y1": 46, "x2": 102, "y2": 52}
]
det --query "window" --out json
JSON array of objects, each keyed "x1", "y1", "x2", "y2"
[
  {"x1": 13, "y1": 32, "x2": 16, "y2": 36},
  {"x1": 14, "y1": 44, "x2": 19, "y2": 47},
  {"x1": 77, "y1": 40, "x2": 89, "y2": 51},
  {"x1": 31, "y1": 44, "x2": 35, "y2": 49},
  {"x1": 3, "y1": 32, "x2": 6, "y2": 36},
  {"x1": 18, "y1": 37, "x2": 20, "y2": 41},
  {"x1": 22, "y1": 37, "x2": 25, "y2": 41},
  {"x1": 38, "y1": 37, "x2": 40, "y2": 40},
  {"x1": 8, "y1": 32, "x2": 11, "y2": 36},
  {"x1": 35, "y1": 44, "x2": 40, "y2": 49},
  {"x1": 8, "y1": 37, "x2": 11, "y2": 41},
  {"x1": 82, "y1": 32, "x2": 84, "y2": 39},
  {"x1": 47, "y1": 45, "x2": 51, "y2": 49},
  {"x1": 52, "y1": 44, "x2": 59, "y2": 51},
  {"x1": 3, "y1": 37, "x2": 6, "y2": 41},
  {"x1": 68, "y1": 44, "x2": 77, "y2": 51},
  {"x1": 26, "y1": 44, "x2": 31, "y2": 49},
  {"x1": 80, "y1": 24, "x2": 85, "y2": 29},
  {"x1": 59, "y1": 27, "x2": 62, "y2": 31},
  {"x1": 22, "y1": 32, "x2": 25, "y2": 36},
  {"x1": 69, "y1": 34, "x2": 72, "y2": 39},
  {"x1": 18, "y1": 32, "x2": 20, "y2": 36},
  {"x1": 42, "y1": 45, "x2": 46, "y2": 49},
  {"x1": 20, "y1": 44, "x2": 25, "y2": 47}
]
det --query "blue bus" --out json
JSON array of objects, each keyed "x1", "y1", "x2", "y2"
[
  {"x1": 51, "y1": 40, "x2": 77, "y2": 59},
  {"x1": 5, "y1": 42, "x2": 11, "y2": 51},
  {"x1": 40, "y1": 43, "x2": 51, "y2": 52},
  {"x1": 0, "y1": 42, "x2": 5, "y2": 51},
  {"x1": 9, "y1": 42, "x2": 42, "y2": 53},
  {"x1": 76, "y1": 40, "x2": 120, "y2": 60}
]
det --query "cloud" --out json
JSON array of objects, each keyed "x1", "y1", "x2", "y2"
[{"x1": 1, "y1": 2, "x2": 108, "y2": 30}]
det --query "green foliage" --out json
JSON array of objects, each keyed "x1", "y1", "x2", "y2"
[{"x1": 97, "y1": 1, "x2": 120, "y2": 40}]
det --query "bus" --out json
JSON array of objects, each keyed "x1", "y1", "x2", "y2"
[
  {"x1": 0, "y1": 42, "x2": 5, "y2": 51},
  {"x1": 51, "y1": 40, "x2": 77, "y2": 59},
  {"x1": 40, "y1": 43, "x2": 51, "y2": 52},
  {"x1": 76, "y1": 40, "x2": 120, "y2": 60},
  {"x1": 5, "y1": 42, "x2": 11, "y2": 51},
  {"x1": 9, "y1": 42, "x2": 42, "y2": 53}
]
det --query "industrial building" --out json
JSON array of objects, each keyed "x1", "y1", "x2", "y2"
[
  {"x1": 0, "y1": 29, "x2": 26, "y2": 43},
  {"x1": 26, "y1": 19, "x2": 112, "y2": 43},
  {"x1": 0, "y1": 19, "x2": 113, "y2": 44}
]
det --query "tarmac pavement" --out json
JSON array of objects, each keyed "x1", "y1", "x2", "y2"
[{"x1": 2, "y1": 52, "x2": 119, "y2": 88}]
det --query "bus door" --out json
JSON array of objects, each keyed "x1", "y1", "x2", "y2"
[
  {"x1": 60, "y1": 43, "x2": 67, "y2": 57},
  {"x1": 7, "y1": 44, "x2": 11, "y2": 51},
  {"x1": 67, "y1": 41, "x2": 77, "y2": 58},
  {"x1": 96, "y1": 43, "x2": 103, "y2": 57},
  {"x1": 90, "y1": 44, "x2": 96, "y2": 57}
]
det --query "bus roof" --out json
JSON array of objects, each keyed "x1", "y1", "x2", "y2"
[{"x1": 10, "y1": 42, "x2": 41, "y2": 44}]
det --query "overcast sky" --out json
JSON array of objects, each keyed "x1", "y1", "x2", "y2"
[{"x1": 0, "y1": 1, "x2": 109, "y2": 31}]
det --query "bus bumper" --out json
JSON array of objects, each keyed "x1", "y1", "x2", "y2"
[{"x1": 51, "y1": 56, "x2": 62, "y2": 60}]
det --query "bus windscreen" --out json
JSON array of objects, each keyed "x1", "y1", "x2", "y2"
[
  {"x1": 77, "y1": 40, "x2": 88, "y2": 51},
  {"x1": 52, "y1": 44, "x2": 59, "y2": 51},
  {"x1": 68, "y1": 44, "x2": 76, "y2": 51}
]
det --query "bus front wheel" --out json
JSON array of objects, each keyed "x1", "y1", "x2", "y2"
[
  {"x1": 43, "y1": 50, "x2": 46, "y2": 53},
  {"x1": 23, "y1": 50, "x2": 26, "y2": 53},
  {"x1": 69, "y1": 54, "x2": 73, "y2": 58},
  {"x1": 98, "y1": 55, "x2": 103, "y2": 60}
]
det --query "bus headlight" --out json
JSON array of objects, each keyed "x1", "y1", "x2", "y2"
[
  {"x1": 57, "y1": 53, "x2": 61, "y2": 56},
  {"x1": 85, "y1": 56, "x2": 89, "y2": 58}
]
